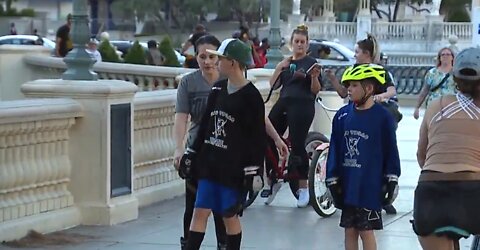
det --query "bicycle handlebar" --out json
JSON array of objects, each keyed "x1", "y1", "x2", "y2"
[{"x1": 315, "y1": 97, "x2": 340, "y2": 112}]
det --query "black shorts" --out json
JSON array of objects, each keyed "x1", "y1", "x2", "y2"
[
  {"x1": 340, "y1": 206, "x2": 383, "y2": 231},
  {"x1": 412, "y1": 180, "x2": 480, "y2": 240}
]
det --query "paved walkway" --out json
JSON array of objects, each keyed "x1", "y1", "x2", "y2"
[{"x1": 1, "y1": 107, "x2": 476, "y2": 250}]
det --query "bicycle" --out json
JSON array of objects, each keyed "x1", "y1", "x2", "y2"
[{"x1": 307, "y1": 96, "x2": 340, "y2": 217}]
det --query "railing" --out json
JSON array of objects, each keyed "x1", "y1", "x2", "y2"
[
  {"x1": 133, "y1": 90, "x2": 178, "y2": 193},
  {"x1": 308, "y1": 22, "x2": 356, "y2": 40},
  {"x1": 442, "y1": 22, "x2": 472, "y2": 40},
  {"x1": 23, "y1": 55, "x2": 195, "y2": 91},
  {"x1": 372, "y1": 22, "x2": 427, "y2": 40},
  {"x1": 387, "y1": 52, "x2": 436, "y2": 66},
  {"x1": 0, "y1": 98, "x2": 82, "y2": 223},
  {"x1": 322, "y1": 65, "x2": 432, "y2": 95}
]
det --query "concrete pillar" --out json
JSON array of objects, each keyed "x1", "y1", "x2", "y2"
[
  {"x1": 22, "y1": 79, "x2": 140, "y2": 226},
  {"x1": 292, "y1": 0, "x2": 301, "y2": 15},
  {"x1": 359, "y1": 0, "x2": 371, "y2": 16},
  {"x1": 265, "y1": 0, "x2": 283, "y2": 69},
  {"x1": 323, "y1": 0, "x2": 334, "y2": 18},
  {"x1": 472, "y1": 0, "x2": 480, "y2": 47},
  {"x1": 356, "y1": 0, "x2": 371, "y2": 42}
]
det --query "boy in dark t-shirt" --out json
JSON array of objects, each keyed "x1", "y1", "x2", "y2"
[
  {"x1": 179, "y1": 39, "x2": 266, "y2": 250},
  {"x1": 55, "y1": 14, "x2": 73, "y2": 57}
]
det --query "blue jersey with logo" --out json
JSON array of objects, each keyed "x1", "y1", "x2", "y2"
[{"x1": 326, "y1": 102, "x2": 401, "y2": 210}]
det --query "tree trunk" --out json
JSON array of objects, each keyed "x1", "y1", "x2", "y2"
[{"x1": 392, "y1": 0, "x2": 401, "y2": 22}]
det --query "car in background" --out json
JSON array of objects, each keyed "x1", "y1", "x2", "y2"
[
  {"x1": 308, "y1": 39, "x2": 355, "y2": 66},
  {"x1": 110, "y1": 40, "x2": 185, "y2": 65},
  {"x1": 0, "y1": 35, "x2": 56, "y2": 50}
]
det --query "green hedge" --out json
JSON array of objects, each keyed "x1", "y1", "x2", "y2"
[
  {"x1": 98, "y1": 39, "x2": 121, "y2": 63},
  {"x1": 124, "y1": 41, "x2": 146, "y2": 65},
  {"x1": 159, "y1": 36, "x2": 181, "y2": 67}
]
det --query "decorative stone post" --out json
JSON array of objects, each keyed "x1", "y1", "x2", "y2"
[
  {"x1": 62, "y1": 0, "x2": 98, "y2": 81},
  {"x1": 323, "y1": 0, "x2": 334, "y2": 18},
  {"x1": 472, "y1": 0, "x2": 480, "y2": 47},
  {"x1": 288, "y1": 0, "x2": 305, "y2": 39},
  {"x1": 356, "y1": 0, "x2": 372, "y2": 42},
  {"x1": 265, "y1": 0, "x2": 284, "y2": 69}
]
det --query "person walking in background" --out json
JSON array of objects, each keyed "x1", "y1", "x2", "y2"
[
  {"x1": 145, "y1": 40, "x2": 165, "y2": 66},
  {"x1": 414, "y1": 47, "x2": 456, "y2": 120},
  {"x1": 55, "y1": 14, "x2": 73, "y2": 57},
  {"x1": 9, "y1": 23, "x2": 17, "y2": 35}
]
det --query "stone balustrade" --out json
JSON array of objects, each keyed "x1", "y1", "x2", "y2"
[
  {"x1": 0, "y1": 98, "x2": 82, "y2": 240},
  {"x1": 132, "y1": 90, "x2": 181, "y2": 206},
  {"x1": 23, "y1": 55, "x2": 195, "y2": 91}
]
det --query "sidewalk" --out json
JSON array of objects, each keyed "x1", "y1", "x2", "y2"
[{"x1": 0, "y1": 107, "x2": 475, "y2": 250}]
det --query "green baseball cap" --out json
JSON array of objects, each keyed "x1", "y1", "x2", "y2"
[{"x1": 206, "y1": 38, "x2": 252, "y2": 67}]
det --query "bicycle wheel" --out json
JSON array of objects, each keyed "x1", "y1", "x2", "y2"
[
  {"x1": 308, "y1": 149, "x2": 337, "y2": 217},
  {"x1": 305, "y1": 132, "x2": 329, "y2": 160}
]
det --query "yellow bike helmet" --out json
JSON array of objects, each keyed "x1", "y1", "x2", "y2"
[{"x1": 341, "y1": 64, "x2": 387, "y2": 86}]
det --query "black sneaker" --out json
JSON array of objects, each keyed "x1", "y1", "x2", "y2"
[
  {"x1": 383, "y1": 204, "x2": 397, "y2": 215},
  {"x1": 218, "y1": 242, "x2": 227, "y2": 250},
  {"x1": 180, "y1": 237, "x2": 187, "y2": 250}
]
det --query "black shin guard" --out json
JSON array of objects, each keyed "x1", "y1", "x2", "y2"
[
  {"x1": 186, "y1": 231, "x2": 205, "y2": 250},
  {"x1": 226, "y1": 232, "x2": 242, "y2": 250}
]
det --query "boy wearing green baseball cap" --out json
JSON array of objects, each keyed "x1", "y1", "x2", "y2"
[{"x1": 178, "y1": 39, "x2": 266, "y2": 250}]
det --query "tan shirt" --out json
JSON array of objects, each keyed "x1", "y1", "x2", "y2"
[{"x1": 417, "y1": 94, "x2": 480, "y2": 173}]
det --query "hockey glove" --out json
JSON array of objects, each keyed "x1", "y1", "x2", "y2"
[
  {"x1": 382, "y1": 175, "x2": 399, "y2": 206},
  {"x1": 178, "y1": 148, "x2": 196, "y2": 179},
  {"x1": 326, "y1": 177, "x2": 344, "y2": 209}
]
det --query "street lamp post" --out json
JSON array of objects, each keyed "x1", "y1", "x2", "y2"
[
  {"x1": 62, "y1": 0, "x2": 98, "y2": 81},
  {"x1": 265, "y1": 0, "x2": 283, "y2": 69}
]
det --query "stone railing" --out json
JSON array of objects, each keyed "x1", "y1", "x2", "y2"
[
  {"x1": 372, "y1": 21, "x2": 427, "y2": 40},
  {"x1": 23, "y1": 55, "x2": 195, "y2": 91},
  {"x1": 308, "y1": 21, "x2": 357, "y2": 41},
  {"x1": 387, "y1": 52, "x2": 436, "y2": 66},
  {"x1": 442, "y1": 22, "x2": 472, "y2": 40},
  {"x1": 0, "y1": 98, "x2": 82, "y2": 239},
  {"x1": 132, "y1": 90, "x2": 180, "y2": 206},
  {"x1": 322, "y1": 65, "x2": 432, "y2": 95}
]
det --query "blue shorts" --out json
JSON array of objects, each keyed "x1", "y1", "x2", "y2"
[{"x1": 195, "y1": 179, "x2": 242, "y2": 217}]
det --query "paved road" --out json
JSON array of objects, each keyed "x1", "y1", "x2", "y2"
[{"x1": 1, "y1": 107, "x2": 476, "y2": 250}]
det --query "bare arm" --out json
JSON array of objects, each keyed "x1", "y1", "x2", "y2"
[
  {"x1": 326, "y1": 70, "x2": 347, "y2": 98},
  {"x1": 415, "y1": 84, "x2": 430, "y2": 109},
  {"x1": 265, "y1": 117, "x2": 288, "y2": 157},
  {"x1": 310, "y1": 69, "x2": 322, "y2": 95},
  {"x1": 379, "y1": 86, "x2": 397, "y2": 99},
  {"x1": 173, "y1": 113, "x2": 189, "y2": 169},
  {"x1": 181, "y1": 41, "x2": 192, "y2": 54},
  {"x1": 416, "y1": 112, "x2": 429, "y2": 168}
]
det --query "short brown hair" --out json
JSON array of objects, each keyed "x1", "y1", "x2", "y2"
[{"x1": 454, "y1": 76, "x2": 480, "y2": 99}]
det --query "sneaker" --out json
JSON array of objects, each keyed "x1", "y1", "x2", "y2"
[
  {"x1": 297, "y1": 188, "x2": 310, "y2": 208},
  {"x1": 383, "y1": 204, "x2": 397, "y2": 215},
  {"x1": 264, "y1": 182, "x2": 282, "y2": 205}
]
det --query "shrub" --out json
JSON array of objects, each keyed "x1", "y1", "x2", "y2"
[
  {"x1": 159, "y1": 36, "x2": 181, "y2": 67},
  {"x1": 98, "y1": 39, "x2": 121, "y2": 63},
  {"x1": 124, "y1": 41, "x2": 146, "y2": 65}
]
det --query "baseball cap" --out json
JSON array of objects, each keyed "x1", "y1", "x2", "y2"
[
  {"x1": 453, "y1": 47, "x2": 480, "y2": 81},
  {"x1": 206, "y1": 38, "x2": 252, "y2": 67}
]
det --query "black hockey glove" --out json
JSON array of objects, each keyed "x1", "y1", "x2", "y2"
[
  {"x1": 326, "y1": 177, "x2": 344, "y2": 209},
  {"x1": 382, "y1": 175, "x2": 399, "y2": 206},
  {"x1": 178, "y1": 148, "x2": 196, "y2": 179}
]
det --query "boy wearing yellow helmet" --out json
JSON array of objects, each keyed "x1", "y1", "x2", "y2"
[{"x1": 326, "y1": 64, "x2": 401, "y2": 250}]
